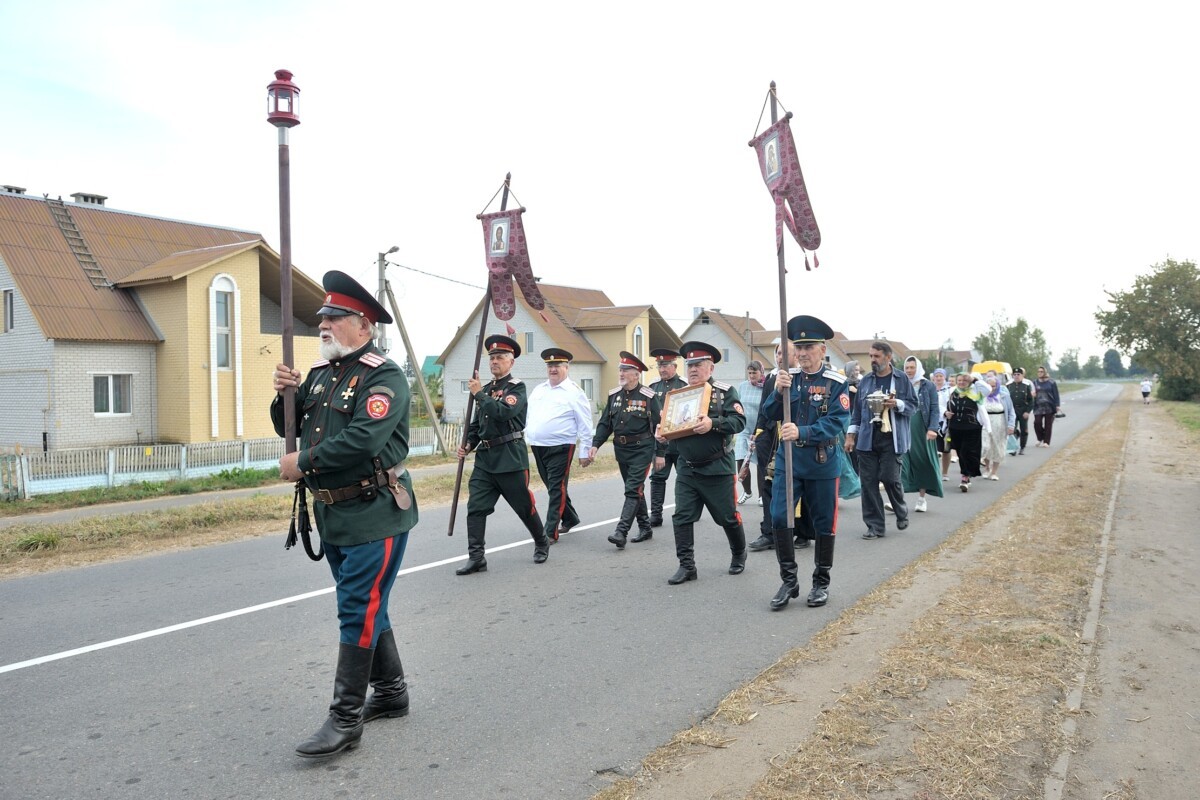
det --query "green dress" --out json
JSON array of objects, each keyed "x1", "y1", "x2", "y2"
[{"x1": 901, "y1": 378, "x2": 944, "y2": 497}]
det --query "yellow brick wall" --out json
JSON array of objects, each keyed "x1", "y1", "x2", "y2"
[{"x1": 137, "y1": 248, "x2": 319, "y2": 443}]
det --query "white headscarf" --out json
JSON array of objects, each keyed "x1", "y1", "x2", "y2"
[{"x1": 904, "y1": 355, "x2": 926, "y2": 387}]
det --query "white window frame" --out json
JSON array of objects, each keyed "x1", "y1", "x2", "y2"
[
  {"x1": 93, "y1": 373, "x2": 133, "y2": 416},
  {"x1": 208, "y1": 274, "x2": 244, "y2": 437},
  {"x1": 461, "y1": 380, "x2": 472, "y2": 393},
  {"x1": 579, "y1": 378, "x2": 594, "y2": 402},
  {"x1": 633, "y1": 326, "x2": 644, "y2": 360}
]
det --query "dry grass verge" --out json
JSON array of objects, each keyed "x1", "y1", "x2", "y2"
[{"x1": 597, "y1": 392, "x2": 1130, "y2": 799}]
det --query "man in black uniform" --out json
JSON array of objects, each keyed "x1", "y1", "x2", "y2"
[
  {"x1": 272, "y1": 271, "x2": 420, "y2": 758},
  {"x1": 647, "y1": 348, "x2": 687, "y2": 526},
  {"x1": 760, "y1": 315, "x2": 849, "y2": 610},
  {"x1": 455, "y1": 334, "x2": 549, "y2": 574},
  {"x1": 589, "y1": 351, "x2": 660, "y2": 549},
  {"x1": 1008, "y1": 367, "x2": 1034, "y2": 454},
  {"x1": 653, "y1": 341, "x2": 748, "y2": 585}
]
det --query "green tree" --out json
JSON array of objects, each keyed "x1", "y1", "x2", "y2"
[
  {"x1": 1055, "y1": 348, "x2": 1081, "y2": 380},
  {"x1": 971, "y1": 315, "x2": 1051, "y2": 373},
  {"x1": 1081, "y1": 355, "x2": 1103, "y2": 379},
  {"x1": 1096, "y1": 258, "x2": 1200, "y2": 400},
  {"x1": 1102, "y1": 348, "x2": 1126, "y2": 377}
]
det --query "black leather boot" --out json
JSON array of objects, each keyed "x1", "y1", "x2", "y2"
[
  {"x1": 649, "y1": 482, "x2": 666, "y2": 527},
  {"x1": 770, "y1": 529, "x2": 800, "y2": 610},
  {"x1": 630, "y1": 495, "x2": 653, "y2": 542},
  {"x1": 455, "y1": 516, "x2": 488, "y2": 575},
  {"x1": 363, "y1": 628, "x2": 409, "y2": 723},
  {"x1": 528, "y1": 512, "x2": 550, "y2": 563},
  {"x1": 807, "y1": 535, "x2": 835, "y2": 607},
  {"x1": 296, "y1": 642, "x2": 374, "y2": 758},
  {"x1": 608, "y1": 496, "x2": 637, "y2": 549},
  {"x1": 725, "y1": 523, "x2": 747, "y2": 574},
  {"x1": 667, "y1": 523, "x2": 697, "y2": 584}
]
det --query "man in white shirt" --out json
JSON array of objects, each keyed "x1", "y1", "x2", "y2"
[{"x1": 526, "y1": 348, "x2": 594, "y2": 542}]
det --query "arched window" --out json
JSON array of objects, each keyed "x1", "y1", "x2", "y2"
[
  {"x1": 212, "y1": 275, "x2": 235, "y2": 369},
  {"x1": 633, "y1": 325, "x2": 644, "y2": 359}
]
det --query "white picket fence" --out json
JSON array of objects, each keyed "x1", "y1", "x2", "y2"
[{"x1": 0, "y1": 423, "x2": 461, "y2": 499}]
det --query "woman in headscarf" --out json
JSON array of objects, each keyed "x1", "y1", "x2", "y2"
[
  {"x1": 734, "y1": 360, "x2": 766, "y2": 503},
  {"x1": 980, "y1": 374, "x2": 1016, "y2": 480},
  {"x1": 943, "y1": 372, "x2": 990, "y2": 492},
  {"x1": 931, "y1": 368, "x2": 954, "y2": 480},
  {"x1": 900, "y1": 357, "x2": 944, "y2": 511}
]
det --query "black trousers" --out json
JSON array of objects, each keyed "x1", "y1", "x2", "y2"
[
  {"x1": 1013, "y1": 413, "x2": 1031, "y2": 449},
  {"x1": 948, "y1": 425, "x2": 983, "y2": 477},
  {"x1": 532, "y1": 444, "x2": 579, "y2": 536},
  {"x1": 466, "y1": 467, "x2": 538, "y2": 524}
]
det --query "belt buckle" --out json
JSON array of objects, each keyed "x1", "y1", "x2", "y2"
[
  {"x1": 617, "y1": 435, "x2": 627, "y2": 445},
  {"x1": 316, "y1": 488, "x2": 336, "y2": 504}
]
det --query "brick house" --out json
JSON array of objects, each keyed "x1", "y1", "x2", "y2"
[{"x1": 0, "y1": 186, "x2": 324, "y2": 449}]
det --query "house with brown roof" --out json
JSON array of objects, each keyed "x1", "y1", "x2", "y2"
[
  {"x1": 436, "y1": 282, "x2": 682, "y2": 421},
  {"x1": 0, "y1": 187, "x2": 324, "y2": 449}
]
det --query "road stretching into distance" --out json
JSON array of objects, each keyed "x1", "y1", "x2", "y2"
[{"x1": 0, "y1": 383, "x2": 1119, "y2": 800}]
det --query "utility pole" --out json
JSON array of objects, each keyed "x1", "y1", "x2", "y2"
[{"x1": 376, "y1": 246, "x2": 398, "y2": 354}]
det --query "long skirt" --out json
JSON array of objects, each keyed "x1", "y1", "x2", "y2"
[
  {"x1": 981, "y1": 412, "x2": 1008, "y2": 468},
  {"x1": 901, "y1": 407, "x2": 945, "y2": 496},
  {"x1": 947, "y1": 425, "x2": 983, "y2": 478},
  {"x1": 837, "y1": 431, "x2": 861, "y2": 499}
]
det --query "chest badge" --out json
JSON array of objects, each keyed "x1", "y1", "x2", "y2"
[
  {"x1": 312, "y1": 383, "x2": 324, "y2": 395},
  {"x1": 341, "y1": 375, "x2": 359, "y2": 401}
]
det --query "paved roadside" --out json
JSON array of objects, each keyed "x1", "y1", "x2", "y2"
[{"x1": 0, "y1": 460, "x2": 466, "y2": 529}]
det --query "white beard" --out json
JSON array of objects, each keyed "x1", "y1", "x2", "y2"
[{"x1": 320, "y1": 338, "x2": 355, "y2": 361}]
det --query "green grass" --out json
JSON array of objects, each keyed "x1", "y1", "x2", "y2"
[{"x1": 1161, "y1": 400, "x2": 1200, "y2": 438}]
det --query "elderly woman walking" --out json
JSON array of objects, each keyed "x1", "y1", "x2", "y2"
[
  {"x1": 944, "y1": 372, "x2": 990, "y2": 492},
  {"x1": 980, "y1": 374, "x2": 1016, "y2": 480},
  {"x1": 735, "y1": 360, "x2": 766, "y2": 504},
  {"x1": 900, "y1": 357, "x2": 944, "y2": 511}
]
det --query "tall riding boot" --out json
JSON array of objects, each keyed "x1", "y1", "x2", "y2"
[
  {"x1": 807, "y1": 535, "x2": 836, "y2": 607},
  {"x1": 631, "y1": 495, "x2": 653, "y2": 542},
  {"x1": 667, "y1": 522, "x2": 697, "y2": 584},
  {"x1": 528, "y1": 512, "x2": 550, "y2": 563},
  {"x1": 608, "y1": 496, "x2": 638, "y2": 549},
  {"x1": 649, "y1": 482, "x2": 666, "y2": 527},
  {"x1": 724, "y1": 523, "x2": 747, "y2": 575},
  {"x1": 363, "y1": 628, "x2": 409, "y2": 723},
  {"x1": 296, "y1": 642, "x2": 374, "y2": 758},
  {"x1": 770, "y1": 529, "x2": 800, "y2": 610},
  {"x1": 455, "y1": 516, "x2": 488, "y2": 575}
]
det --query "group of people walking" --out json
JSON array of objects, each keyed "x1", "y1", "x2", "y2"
[{"x1": 269, "y1": 270, "x2": 1070, "y2": 760}]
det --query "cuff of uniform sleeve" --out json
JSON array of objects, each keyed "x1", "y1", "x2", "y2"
[{"x1": 298, "y1": 447, "x2": 319, "y2": 476}]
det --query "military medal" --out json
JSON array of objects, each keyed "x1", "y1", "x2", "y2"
[{"x1": 342, "y1": 376, "x2": 359, "y2": 401}]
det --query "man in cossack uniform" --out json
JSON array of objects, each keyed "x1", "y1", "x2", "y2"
[
  {"x1": 455, "y1": 334, "x2": 549, "y2": 575},
  {"x1": 647, "y1": 348, "x2": 687, "y2": 526},
  {"x1": 588, "y1": 351, "x2": 660, "y2": 549},
  {"x1": 653, "y1": 341, "x2": 748, "y2": 585},
  {"x1": 272, "y1": 270, "x2": 419, "y2": 758},
  {"x1": 759, "y1": 315, "x2": 848, "y2": 610}
]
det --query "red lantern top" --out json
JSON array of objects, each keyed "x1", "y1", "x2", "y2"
[{"x1": 267, "y1": 69, "x2": 300, "y2": 128}]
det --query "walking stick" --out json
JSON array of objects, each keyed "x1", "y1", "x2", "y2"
[{"x1": 447, "y1": 173, "x2": 511, "y2": 536}]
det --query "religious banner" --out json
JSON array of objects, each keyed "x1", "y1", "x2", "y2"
[
  {"x1": 749, "y1": 114, "x2": 821, "y2": 259},
  {"x1": 479, "y1": 207, "x2": 546, "y2": 320}
]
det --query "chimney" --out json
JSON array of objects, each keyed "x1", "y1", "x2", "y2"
[
  {"x1": 2, "y1": 185, "x2": 26, "y2": 195},
  {"x1": 70, "y1": 192, "x2": 107, "y2": 206}
]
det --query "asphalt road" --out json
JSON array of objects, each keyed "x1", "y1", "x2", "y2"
[{"x1": 0, "y1": 384, "x2": 1119, "y2": 800}]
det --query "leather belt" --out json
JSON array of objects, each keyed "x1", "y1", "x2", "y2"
[
  {"x1": 615, "y1": 432, "x2": 652, "y2": 445},
  {"x1": 684, "y1": 443, "x2": 734, "y2": 468},
  {"x1": 479, "y1": 431, "x2": 524, "y2": 449},
  {"x1": 987, "y1": 410, "x2": 1005, "y2": 414},
  {"x1": 314, "y1": 470, "x2": 390, "y2": 505}
]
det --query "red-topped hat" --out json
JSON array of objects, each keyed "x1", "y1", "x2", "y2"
[
  {"x1": 650, "y1": 347, "x2": 680, "y2": 364},
  {"x1": 484, "y1": 334, "x2": 521, "y2": 358},
  {"x1": 617, "y1": 351, "x2": 648, "y2": 371},
  {"x1": 679, "y1": 340, "x2": 722, "y2": 364},
  {"x1": 317, "y1": 270, "x2": 392, "y2": 325}
]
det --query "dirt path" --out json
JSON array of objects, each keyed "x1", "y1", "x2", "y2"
[{"x1": 592, "y1": 389, "x2": 1199, "y2": 799}]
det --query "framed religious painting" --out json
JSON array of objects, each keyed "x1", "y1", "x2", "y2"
[{"x1": 659, "y1": 383, "x2": 711, "y2": 441}]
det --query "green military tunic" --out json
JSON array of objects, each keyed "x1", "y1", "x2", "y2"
[
  {"x1": 271, "y1": 342, "x2": 419, "y2": 547},
  {"x1": 668, "y1": 378, "x2": 746, "y2": 525},
  {"x1": 593, "y1": 383, "x2": 660, "y2": 500},
  {"x1": 465, "y1": 374, "x2": 535, "y2": 518},
  {"x1": 648, "y1": 374, "x2": 687, "y2": 481}
]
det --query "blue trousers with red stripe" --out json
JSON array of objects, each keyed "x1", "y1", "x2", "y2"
[{"x1": 324, "y1": 532, "x2": 409, "y2": 648}]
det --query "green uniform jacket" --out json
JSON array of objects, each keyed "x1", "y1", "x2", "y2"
[
  {"x1": 271, "y1": 342, "x2": 418, "y2": 547},
  {"x1": 593, "y1": 383, "x2": 661, "y2": 454},
  {"x1": 649, "y1": 374, "x2": 687, "y2": 414},
  {"x1": 669, "y1": 379, "x2": 746, "y2": 476},
  {"x1": 466, "y1": 374, "x2": 529, "y2": 474}
]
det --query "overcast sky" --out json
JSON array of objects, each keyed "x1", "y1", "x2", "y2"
[{"x1": 3, "y1": 1, "x2": 1196, "y2": 369}]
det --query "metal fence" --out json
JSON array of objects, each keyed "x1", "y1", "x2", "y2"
[{"x1": 1, "y1": 423, "x2": 460, "y2": 500}]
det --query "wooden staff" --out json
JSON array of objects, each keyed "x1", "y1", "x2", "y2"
[
  {"x1": 447, "y1": 173, "x2": 511, "y2": 536},
  {"x1": 770, "y1": 81, "x2": 796, "y2": 531}
]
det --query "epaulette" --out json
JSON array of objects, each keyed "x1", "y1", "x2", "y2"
[
  {"x1": 310, "y1": 359, "x2": 330, "y2": 369},
  {"x1": 360, "y1": 352, "x2": 386, "y2": 368},
  {"x1": 713, "y1": 380, "x2": 732, "y2": 391},
  {"x1": 638, "y1": 385, "x2": 655, "y2": 398},
  {"x1": 507, "y1": 377, "x2": 522, "y2": 385},
  {"x1": 823, "y1": 369, "x2": 847, "y2": 384},
  {"x1": 608, "y1": 386, "x2": 622, "y2": 396}
]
